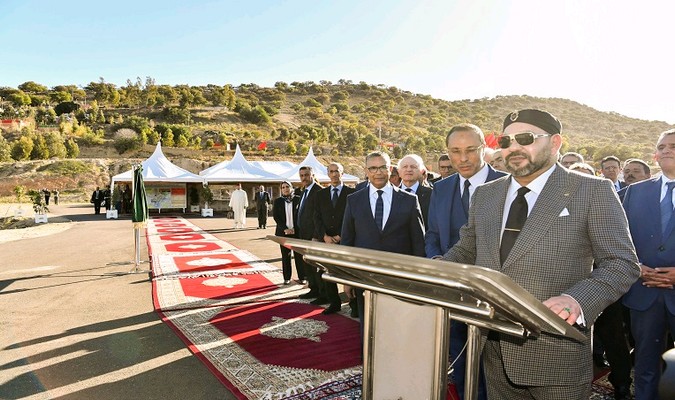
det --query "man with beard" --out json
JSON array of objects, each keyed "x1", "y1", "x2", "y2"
[
  {"x1": 441, "y1": 109, "x2": 639, "y2": 399},
  {"x1": 617, "y1": 158, "x2": 651, "y2": 201}
]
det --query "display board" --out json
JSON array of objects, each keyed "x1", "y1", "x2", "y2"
[{"x1": 146, "y1": 184, "x2": 187, "y2": 209}]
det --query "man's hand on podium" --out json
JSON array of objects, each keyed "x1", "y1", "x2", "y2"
[{"x1": 543, "y1": 295, "x2": 583, "y2": 326}]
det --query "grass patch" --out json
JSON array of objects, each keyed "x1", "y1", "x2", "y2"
[{"x1": 37, "y1": 160, "x2": 92, "y2": 176}]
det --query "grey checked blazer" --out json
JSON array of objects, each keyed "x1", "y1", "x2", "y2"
[{"x1": 442, "y1": 165, "x2": 639, "y2": 386}]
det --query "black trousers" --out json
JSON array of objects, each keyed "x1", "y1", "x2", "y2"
[
  {"x1": 257, "y1": 206, "x2": 267, "y2": 227},
  {"x1": 279, "y1": 245, "x2": 293, "y2": 281},
  {"x1": 595, "y1": 299, "x2": 632, "y2": 388}
]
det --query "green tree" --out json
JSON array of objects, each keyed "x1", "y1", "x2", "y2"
[
  {"x1": 8, "y1": 91, "x2": 31, "y2": 107},
  {"x1": 86, "y1": 78, "x2": 120, "y2": 106},
  {"x1": 11, "y1": 136, "x2": 34, "y2": 160},
  {"x1": 18, "y1": 81, "x2": 48, "y2": 94},
  {"x1": 286, "y1": 140, "x2": 297, "y2": 155},
  {"x1": 45, "y1": 131, "x2": 67, "y2": 158},
  {"x1": 31, "y1": 134, "x2": 50, "y2": 159},
  {"x1": 65, "y1": 137, "x2": 79, "y2": 158},
  {"x1": 0, "y1": 134, "x2": 11, "y2": 161},
  {"x1": 50, "y1": 91, "x2": 72, "y2": 103}
]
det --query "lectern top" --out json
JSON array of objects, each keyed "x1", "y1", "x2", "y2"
[{"x1": 268, "y1": 235, "x2": 586, "y2": 342}]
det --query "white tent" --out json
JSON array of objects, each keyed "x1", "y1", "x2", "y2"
[
  {"x1": 279, "y1": 147, "x2": 360, "y2": 184},
  {"x1": 111, "y1": 142, "x2": 204, "y2": 185},
  {"x1": 201, "y1": 145, "x2": 283, "y2": 183},
  {"x1": 249, "y1": 160, "x2": 296, "y2": 176}
]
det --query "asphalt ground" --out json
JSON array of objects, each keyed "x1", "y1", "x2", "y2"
[{"x1": 0, "y1": 204, "x2": 285, "y2": 400}]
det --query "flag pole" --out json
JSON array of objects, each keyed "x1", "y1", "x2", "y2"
[{"x1": 130, "y1": 163, "x2": 150, "y2": 274}]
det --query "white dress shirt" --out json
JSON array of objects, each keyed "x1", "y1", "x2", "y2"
[{"x1": 369, "y1": 183, "x2": 394, "y2": 228}]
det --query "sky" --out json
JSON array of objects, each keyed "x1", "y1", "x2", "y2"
[{"x1": 1, "y1": 0, "x2": 674, "y2": 123}]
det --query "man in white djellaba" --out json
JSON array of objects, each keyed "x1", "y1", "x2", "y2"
[{"x1": 229, "y1": 183, "x2": 249, "y2": 228}]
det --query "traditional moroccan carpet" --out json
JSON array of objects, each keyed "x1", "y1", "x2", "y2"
[{"x1": 148, "y1": 217, "x2": 364, "y2": 399}]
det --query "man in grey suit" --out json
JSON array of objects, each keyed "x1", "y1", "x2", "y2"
[{"x1": 442, "y1": 109, "x2": 639, "y2": 399}]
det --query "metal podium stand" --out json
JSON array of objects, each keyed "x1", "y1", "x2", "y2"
[{"x1": 268, "y1": 236, "x2": 585, "y2": 400}]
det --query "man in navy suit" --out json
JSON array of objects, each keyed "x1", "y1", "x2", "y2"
[
  {"x1": 296, "y1": 166, "x2": 323, "y2": 298},
  {"x1": 398, "y1": 154, "x2": 433, "y2": 227},
  {"x1": 426, "y1": 123, "x2": 505, "y2": 400},
  {"x1": 341, "y1": 151, "x2": 426, "y2": 324},
  {"x1": 313, "y1": 162, "x2": 356, "y2": 314},
  {"x1": 623, "y1": 129, "x2": 675, "y2": 400}
]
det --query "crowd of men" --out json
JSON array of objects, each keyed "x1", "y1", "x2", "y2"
[{"x1": 267, "y1": 108, "x2": 673, "y2": 400}]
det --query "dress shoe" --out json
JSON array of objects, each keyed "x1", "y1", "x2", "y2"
[
  {"x1": 613, "y1": 384, "x2": 631, "y2": 400},
  {"x1": 298, "y1": 291, "x2": 319, "y2": 299},
  {"x1": 283, "y1": 280, "x2": 291, "y2": 285},
  {"x1": 322, "y1": 304, "x2": 341, "y2": 315},
  {"x1": 310, "y1": 297, "x2": 330, "y2": 305},
  {"x1": 296, "y1": 279, "x2": 307, "y2": 285}
]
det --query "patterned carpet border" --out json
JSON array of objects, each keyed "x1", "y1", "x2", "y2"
[{"x1": 148, "y1": 217, "x2": 362, "y2": 399}]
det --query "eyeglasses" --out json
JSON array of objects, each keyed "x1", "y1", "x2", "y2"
[
  {"x1": 449, "y1": 145, "x2": 483, "y2": 157},
  {"x1": 498, "y1": 132, "x2": 549, "y2": 149},
  {"x1": 367, "y1": 165, "x2": 389, "y2": 173}
]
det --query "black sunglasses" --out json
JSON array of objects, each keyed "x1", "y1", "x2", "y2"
[{"x1": 498, "y1": 132, "x2": 549, "y2": 149}]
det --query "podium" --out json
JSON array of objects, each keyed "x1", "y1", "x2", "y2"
[{"x1": 268, "y1": 236, "x2": 585, "y2": 400}]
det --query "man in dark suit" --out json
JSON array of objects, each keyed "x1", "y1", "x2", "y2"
[
  {"x1": 313, "y1": 162, "x2": 356, "y2": 314},
  {"x1": 398, "y1": 154, "x2": 432, "y2": 226},
  {"x1": 255, "y1": 185, "x2": 271, "y2": 229},
  {"x1": 442, "y1": 109, "x2": 639, "y2": 399},
  {"x1": 623, "y1": 129, "x2": 675, "y2": 400},
  {"x1": 601, "y1": 155, "x2": 626, "y2": 191},
  {"x1": 90, "y1": 186, "x2": 103, "y2": 215},
  {"x1": 341, "y1": 151, "x2": 426, "y2": 324},
  {"x1": 426, "y1": 123, "x2": 506, "y2": 400},
  {"x1": 295, "y1": 166, "x2": 323, "y2": 298}
]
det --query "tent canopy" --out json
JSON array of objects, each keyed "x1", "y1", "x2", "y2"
[
  {"x1": 201, "y1": 145, "x2": 284, "y2": 183},
  {"x1": 278, "y1": 147, "x2": 360, "y2": 183},
  {"x1": 111, "y1": 143, "x2": 204, "y2": 186}
]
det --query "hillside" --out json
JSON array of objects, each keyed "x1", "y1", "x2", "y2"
[{"x1": 0, "y1": 79, "x2": 673, "y2": 197}]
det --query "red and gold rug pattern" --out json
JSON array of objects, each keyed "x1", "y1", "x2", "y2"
[{"x1": 147, "y1": 217, "x2": 362, "y2": 400}]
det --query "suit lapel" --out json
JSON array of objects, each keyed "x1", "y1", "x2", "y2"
[
  {"x1": 485, "y1": 179, "x2": 509, "y2": 269},
  {"x1": 502, "y1": 167, "x2": 576, "y2": 269},
  {"x1": 447, "y1": 175, "x2": 460, "y2": 220}
]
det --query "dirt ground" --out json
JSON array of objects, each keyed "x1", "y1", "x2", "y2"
[{"x1": 0, "y1": 203, "x2": 284, "y2": 400}]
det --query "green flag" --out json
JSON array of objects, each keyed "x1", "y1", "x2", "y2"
[{"x1": 132, "y1": 165, "x2": 148, "y2": 226}]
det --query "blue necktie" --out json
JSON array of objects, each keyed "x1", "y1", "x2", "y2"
[
  {"x1": 374, "y1": 190, "x2": 384, "y2": 231},
  {"x1": 661, "y1": 181, "x2": 675, "y2": 236},
  {"x1": 461, "y1": 179, "x2": 471, "y2": 215},
  {"x1": 332, "y1": 188, "x2": 339, "y2": 207}
]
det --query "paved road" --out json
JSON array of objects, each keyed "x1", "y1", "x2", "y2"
[{"x1": 0, "y1": 204, "x2": 283, "y2": 400}]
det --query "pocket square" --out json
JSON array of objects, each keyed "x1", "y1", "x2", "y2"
[{"x1": 559, "y1": 208, "x2": 570, "y2": 217}]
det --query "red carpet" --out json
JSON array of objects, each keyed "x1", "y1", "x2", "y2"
[
  {"x1": 148, "y1": 217, "x2": 363, "y2": 399},
  {"x1": 210, "y1": 301, "x2": 361, "y2": 371}
]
